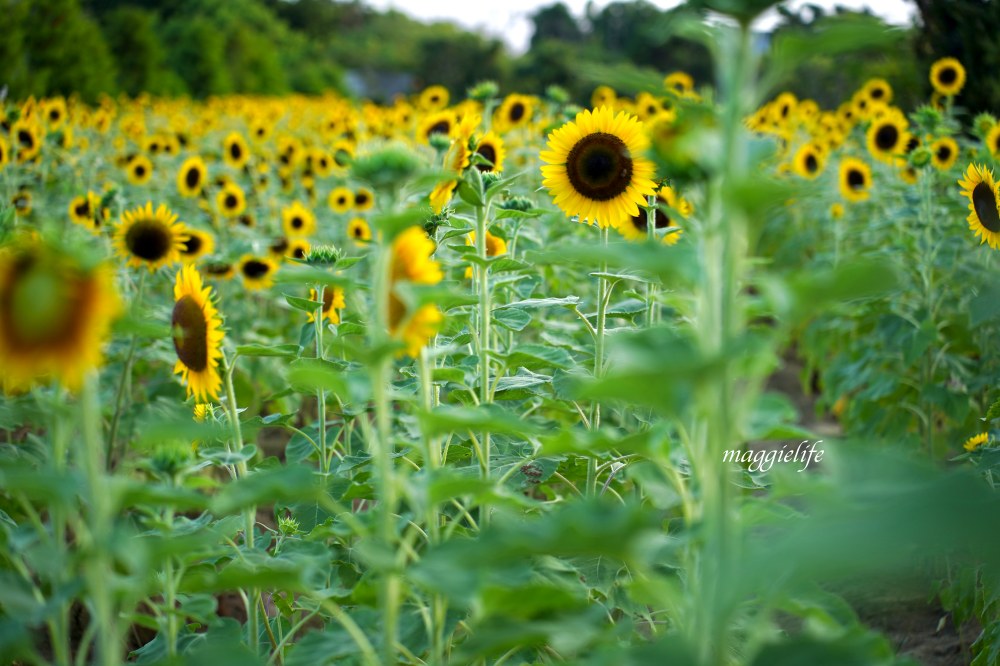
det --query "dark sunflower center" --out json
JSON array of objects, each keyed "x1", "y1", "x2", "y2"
[
  {"x1": 125, "y1": 220, "x2": 172, "y2": 261},
  {"x1": 134, "y1": 164, "x2": 147, "y2": 178},
  {"x1": 2, "y1": 256, "x2": 83, "y2": 348},
  {"x1": 239, "y1": 215, "x2": 254, "y2": 227},
  {"x1": 322, "y1": 288, "x2": 334, "y2": 312},
  {"x1": 936, "y1": 145, "x2": 952, "y2": 162},
  {"x1": 905, "y1": 136, "x2": 919, "y2": 153},
  {"x1": 356, "y1": 193, "x2": 369, "y2": 206},
  {"x1": 182, "y1": 234, "x2": 203, "y2": 255},
  {"x1": 938, "y1": 66, "x2": 957, "y2": 85},
  {"x1": 224, "y1": 194, "x2": 238, "y2": 209},
  {"x1": 847, "y1": 168, "x2": 866, "y2": 190},
  {"x1": 972, "y1": 182, "x2": 1000, "y2": 233},
  {"x1": 293, "y1": 246, "x2": 306, "y2": 259},
  {"x1": 509, "y1": 103, "x2": 526, "y2": 122},
  {"x1": 805, "y1": 153, "x2": 819, "y2": 173},
  {"x1": 337, "y1": 196, "x2": 347, "y2": 206},
  {"x1": 74, "y1": 201, "x2": 90, "y2": 217},
  {"x1": 242, "y1": 260, "x2": 270, "y2": 279},
  {"x1": 271, "y1": 238, "x2": 289, "y2": 253},
  {"x1": 870, "y1": 87, "x2": 885, "y2": 99},
  {"x1": 17, "y1": 130, "x2": 33, "y2": 148},
  {"x1": 230, "y1": 142, "x2": 243, "y2": 160},
  {"x1": 428, "y1": 121, "x2": 450, "y2": 136},
  {"x1": 353, "y1": 225, "x2": 363, "y2": 238},
  {"x1": 476, "y1": 144, "x2": 497, "y2": 172},
  {"x1": 171, "y1": 295, "x2": 208, "y2": 371},
  {"x1": 565, "y1": 132, "x2": 633, "y2": 202},
  {"x1": 874, "y1": 124, "x2": 900, "y2": 151},
  {"x1": 630, "y1": 201, "x2": 670, "y2": 232},
  {"x1": 206, "y1": 263, "x2": 231, "y2": 275},
  {"x1": 291, "y1": 216, "x2": 304, "y2": 229},
  {"x1": 185, "y1": 167, "x2": 201, "y2": 189},
  {"x1": 49, "y1": 109, "x2": 60, "y2": 121}
]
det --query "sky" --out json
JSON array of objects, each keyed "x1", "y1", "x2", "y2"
[{"x1": 363, "y1": 0, "x2": 916, "y2": 54}]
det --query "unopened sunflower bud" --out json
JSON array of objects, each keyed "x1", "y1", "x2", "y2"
[
  {"x1": 429, "y1": 133, "x2": 452, "y2": 153},
  {"x1": 468, "y1": 80, "x2": 499, "y2": 102},
  {"x1": 909, "y1": 146, "x2": 932, "y2": 168},
  {"x1": 974, "y1": 112, "x2": 997, "y2": 138},
  {"x1": 499, "y1": 196, "x2": 533, "y2": 212},
  {"x1": 546, "y1": 85, "x2": 569, "y2": 105},
  {"x1": 481, "y1": 171, "x2": 503, "y2": 190},
  {"x1": 306, "y1": 245, "x2": 341, "y2": 266},
  {"x1": 350, "y1": 146, "x2": 421, "y2": 191},
  {"x1": 278, "y1": 516, "x2": 300, "y2": 535}
]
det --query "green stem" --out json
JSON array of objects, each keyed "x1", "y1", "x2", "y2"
[
  {"x1": 315, "y1": 284, "x2": 329, "y2": 474},
  {"x1": 475, "y1": 202, "x2": 493, "y2": 522},
  {"x1": 645, "y1": 194, "x2": 658, "y2": 326},
  {"x1": 586, "y1": 226, "x2": 610, "y2": 496},
  {"x1": 107, "y1": 270, "x2": 146, "y2": 468},
  {"x1": 50, "y1": 405, "x2": 71, "y2": 666},
  {"x1": 163, "y1": 507, "x2": 178, "y2": 657},
  {"x1": 80, "y1": 373, "x2": 119, "y2": 666}
]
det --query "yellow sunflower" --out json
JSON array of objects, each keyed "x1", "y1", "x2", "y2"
[
  {"x1": 223, "y1": 132, "x2": 250, "y2": 170},
  {"x1": 171, "y1": 265, "x2": 224, "y2": 402},
  {"x1": 430, "y1": 137, "x2": 471, "y2": 214},
  {"x1": 11, "y1": 120, "x2": 41, "y2": 162},
  {"x1": 418, "y1": 110, "x2": 457, "y2": 144},
  {"x1": 237, "y1": 254, "x2": 278, "y2": 290},
  {"x1": 177, "y1": 156, "x2": 208, "y2": 197},
  {"x1": 866, "y1": 111, "x2": 910, "y2": 163},
  {"x1": 930, "y1": 137, "x2": 959, "y2": 171},
  {"x1": 204, "y1": 262, "x2": 235, "y2": 281},
  {"x1": 964, "y1": 432, "x2": 989, "y2": 452},
  {"x1": 591, "y1": 86, "x2": 617, "y2": 110},
  {"x1": 474, "y1": 132, "x2": 506, "y2": 173},
  {"x1": 328, "y1": 186, "x2": 353, "y2": 213},
  {"x1": 495, "y1": 94, "x2": 535, "y2": 133},
  {"x1": 308, "y1": 286, "x2": 346, "y2": 325},
  {"x1": 282, "y1": 201, "x2": 316, "y2": 237},
  {"x1": 464, "y1": 230, "x2": 507, "y2": 278},
  {"x1": 216, "y1": 182, "x2": 246, "y2": 218},
  {"x1": 389, "y1": 297, "x2": 442, "y2": 358},
  {"x1": 347, "y1": 217, "x2": 371, "y2": 245},
  {"x1": 664, "y1": 71, "x2": 695, "y2": 97},
  {"x1": 354, "y1": 187, "x2": 375, "y2": 212},
  {"x1": 12, "y1": 190, "x2": 32, "y2": 216},
  {"x1": 616, "y1": 184, "x2": 688, "y2": 244},
  {"x1": 391, "y1": 226, "x2": 443, "y2": 285},
  {"x1": 958, "y1": 163, "x2": 1000, "y2": 249},
  {"x1": 68, "y1": 191, "x2": 105, "y2": 232},
  {"x1": 113, "y1": 202, "x2": 187, "y2": 271},
  {"x1": 930, "y1": 57, "x2": 966, "y2": 97},
  {"x1": 419, "y1": 85, "x2": 450, "y2": 111},
  {"x1": 288, "y1": 238, "x2": 311, "y2": 261},
  {"x1": 126, "y1": 154, "x2": 154, "y2": 185},
  {"x1": 985, "y1": 124, "x2": 1000, "y2": 157},
  {"x1": 839, "y1": 157, "x2": 873, "y2": 203},
  {"x1": 862, "y1": 78, "x2": 893, "y2": 105},
  {"x1": 179, "y1": 228, "x2": 215, "y2": 263},
  {"x1": 540, "y1": 106, "x2": 657, "y2": 229},
  {"x1": 0, "y1": 240, "x2": 120, "y2": 393},
  {"x1": 0, "y1": 135, "x2": 9, "y2": 170},
  {"x1": 792, "y1": 142, "x2": 826, "y2": 179}
]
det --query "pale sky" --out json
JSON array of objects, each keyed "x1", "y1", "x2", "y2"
[{"x1": 364, "y1": 0, "x2": 916, "y2": 54}]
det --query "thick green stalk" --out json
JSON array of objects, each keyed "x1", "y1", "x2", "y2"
[
  {"x1": 163, "y1": 507, "x2": 179, "y2": 657},
  {"x1": 645, "y1": 194, "x2": 658, "y2": 326},
  {"x1": 107, "y1": 270, "x2": 146, "y2": 468},
  {"x1": 418, "y1": 347, "x2": 447, "y2": 662},
  {"x1": 80, "y1": 374, "x2": 119, "y2": 666},
  {"x1": 586, "y1": 226, "x2": 610, "y2": 495},
  {"x1": 475, "y1": 202, "x2": 493, "y2": 522},
  {"x1": 315, "y1": 284, "x2": 330, "y2": 474},
  {"x1": 50, "y1": 405, "x2": 71, "y2": 666}
]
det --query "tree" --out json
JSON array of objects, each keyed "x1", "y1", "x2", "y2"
[{"x1": 529, "y1": 3, "x2": 584, "y2": 50}]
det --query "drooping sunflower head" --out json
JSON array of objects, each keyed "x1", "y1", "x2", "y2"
[
  {"x1": 204, "y1": 261, "x2": 235, "y2": 281},
  {"x1": 282, "y1": 201, "x2": 316, "y2": 237},
  {"x1": 474, "y1": 132, "x2": 505, "y2": 173},
  {"x1": 237, "y1": 254, "x2": 278, "y2": 290},
  {"x1": 113, "y1": 202, "x2": 187, "y2": 271},
  {"x1": 391, "y1": 226, "x2": 443, "y2": 285},
  {"x1": 540, "y1": 106, "x2": 658, "y2": 229},
  {"x1": 216, "y1": 183, "x2": 246, "y2": 218},
  {"x1": 930, "y1": 137, "x2": 959, "y2": 171},
  {"x1": 171, "y1": 264, "x2": 224, "y2": 402},
  {"x1": 958, "y1": 163, "x2": 1000, "y2": 250},
  {"x1": 930, "y1": 57, "x2": 966, "y2": 97},
  {"x1": 964, "y1": 432, "x2": 989, "y2": 452},
  {"x1": 0, "y1": 240, "x2": 120, "y2": 392},
  {"x1": 838, "y1": 157, "x2": 873, "y2": 203},
  {"x1": 177, "y1": 156, "x2": 207, "y2": 197},
  {"x1": 126, "y1": 154, "x2": 154, "y2": 185},
  {"x1": 179, "y1": 228, "x2": 216, "y2": 263}
]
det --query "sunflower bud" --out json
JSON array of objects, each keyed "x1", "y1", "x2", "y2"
[
  {"x1": 429, "y1": 133, "x2": 452, "y2": 153},
  {"x1": 306, "y1": 245, "x2": 341, "y2": 266},
  {"x1": 278, "y1": 516, "x2": 300, "y2": 535},
  {"x1": 498, "y1": 196, "x2": 533, "y2": 212},
  {"x1": 350, "y1": 145, "x2": 421, "y2": 192},
  {"x1": 481, "y1": 171, "x2": 503, "y2": 191},
  {"x1": 467, "y1": 80, "x2": 499, "y2": 103},
  {"x1": 974, "y1": 112, "x2": 997, "y2": 139},
  {"x1": 545, "y1": 85, "x2": 570, "y2": 105},
  {"x1": 909, "y1": 146, "x2": 932, "y2": 168}
]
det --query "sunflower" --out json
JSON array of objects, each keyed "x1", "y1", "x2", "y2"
[
  {"x1": 179, "y1": 228, "x2": 215, "y2": 263},
  {"x1": 389, "y1": 297, "x2": 442, "y2": 358},
  {"x1": 495, "y1": 94, "x2": 534, "y2": 132},
  {"x1": 474, "y1": 132, "x2": 506, "y2": 173},
  {"x1": 308, "y1": 286, "x2": 346, "y2": 325},
  {"x1": 204, "y1": 262, "x2": 235, "y2": 281},
  {"x1": 171, "y1": 265, "x2": 224, "y2": 401},
  {"x1": 113, "y1": 202, "x2": 187, "y2": 271},
  {"x1": 331, "y1": 140, "x2": 355, "y2": 172},
  {"x1": 177, "y1": 156, "x2": 208, "y2": 197},
  {"x1": 126, "y1": 155, "x2": 154, "y2": 185},
  {"x1": 418, "y1": 110, "x2": 457, "y2": 144},
  {"x1": 591, "y1": 86, "x2": 617, "y2": 110},
  {"x1": 311, "y1": 149, "x2": 334, "y2": 178},
  {"x1": 237, "y1": 254, "x2": 278, "y2": 290},
  {"x1": 540, "y1": 106, "x2": 657, "y2": 229},
  {"x1": 958, "y1": 164, "x2": 1000, "y2": 249},
  {"x1": 216, "y1": 183, "x2": 246, "y2": 218},
  {"x1": 664, "y1": 71, "x2": 695, "y2": 97},
  {"x1": 617, "y1": 184, "x2": 689, "y2": 243},
  {"x1": 985, "y1": 124, "x2": 1000, "y2": 157},
  {"x1": 391, "y1": 226, "x2": 443, "y2": 285},
  {"x1": 68, "y1": 191, "x2": 105, "y2": 232},
  {"x1": 930, "y1": 137, "x2": 959, "y2": 171},
  {"x1": 792, "y1": 142, "x2": 826, "y2": 179},
  {"x1": 930, "y1": 57, "x2": 966, "y2": 97},
  {"x1": 419, "y1": 85, "x2": 450, "y2": 111},
  {"x1": 223, "y1": 132, "x2": 250, "y2": 170},
  {"x1": 0, "y1": 135, "x2": 9, "y2": 169},
  {"x1": 347, "y1": 217, "x2": 371, "y2": 245},
  {"x1": 287, "y1": 238, "x2": 311, "y2": 261},
  {"x1": 354, "y1": 187, "x2": 375, "y2": 212},
  {"x1": 0, "y1": 240, "x2": 120, "y2": 392},
  {"x1": 430, "y1": 137, "x2": 470, "y2": 214},
  {"x1": 328, "y1": 186, "x2": 353, "y2": 213},
  {"x1": 838, "y1": 157, "x2": 873, "y2": 203},
  {"x1": 282, "y1": 201, "x2": 316, "y2": 237},
  {"x1": 11, "y1": 120, "x2": 40, "y2": 162},
  {"x1": 866, "y1": 112, "x2": 910, "y2": 163},
  {"x1": 862, "y1": 78, "x2": 893, "y2": 105},
  {"x1": 964, "y1": 432, "x2": 989, "y2": 452},
  {"x1": 12, "y1": 190, "x2": 32, "y2": 216}
]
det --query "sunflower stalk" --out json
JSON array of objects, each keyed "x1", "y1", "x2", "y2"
[
  {"x1": 586, "y1": 225, "x2": 610, "y2": 496},
  {"x1": 474, "y1": 198, "x2": 494, "y2": 522},
  {"x1": 645, "y1": 194, "x2": 658, "y2": 325},
  {"x1": 314, "y1": 283, "x2": 330, "y2": 475},
  {"x1": 107, "y1": 269, "x2": 146, "y2": 468}
]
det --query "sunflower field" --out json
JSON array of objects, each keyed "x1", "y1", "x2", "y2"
[{"x1": 3, "y1": 3, "x2": 1000, "y2": 666}]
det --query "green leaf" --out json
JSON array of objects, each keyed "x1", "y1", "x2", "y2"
[
  {"x1": 210, "y1": 465, "x2": 321, "y2": 515},
  {"x1": 286, "y1": 358, "x2": 348, "y2": 394},
  {"x1": 418, "y1": 404, "x2": 545, "y2": 438},
  {"x1": 492, "y1": 307, "x2": 531, "y2": 331},
  {"x1": 284, "y1": 294, "x2": 323, "y2": 313},
  {"x1": 235, "y1": 343, "x2": 300, "y2": 358},
  {"x1": 501, "y1": 344, "x2": 574, "y2": 370},
  {"x1": 497, "y1": 296, "x2": 581, "y2": 310}
]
